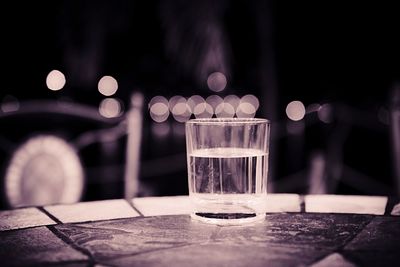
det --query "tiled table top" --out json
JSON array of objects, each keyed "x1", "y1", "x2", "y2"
[{"x1": 0, "y1": 194, "x2": 399, "y2": 267}]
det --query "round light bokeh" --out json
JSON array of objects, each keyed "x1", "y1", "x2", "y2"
[
  {"x1": 224, "y1": 95, "x2": 240, "y2": 112},
  {"x1": 286, "y1": 100, "x2": 305, "y2": 121},
  {"x1": 46, "y1": 70, "x2": 66, "y2": 91},
  {"x1": 149, "y1": 96, "x2": 169, "y2": 123},
  {"x1": 98, "y1": 76, "x2": 118, "y2": 96},
  {"x1": 236, "y1": 94, "x2": 259, "y2": 118},
  {"x1": 169, "y1": 96, "x2": 191, "y2": 122},
  {"x1": 206, "y1": 95, "x2": 224, "y2": 116},
  {"x1": 207, "y1": 72, "x2": 227, "y2": 92},
  {"x1": 99, "y1": 98, "x2": 123, "y2": 118},
  {"x1": 215, "y1": 102, "x2": 235, "y2": 118}
]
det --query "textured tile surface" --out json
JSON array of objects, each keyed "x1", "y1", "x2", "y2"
[
  {"x1": 53, "y1": 214, "x2": 376, "y2": 266},
  {"x1": 0, "y1": 226, "x2": 88, "y2": 267},
  {"x1": 105, "y1": 243, "x2": 328, "y2": 267},
  {"x1": 215, "y1": 213, "x2": 372, "y2": 249},
  {"x1": 343, "y1": 216, "x2": 400, "y2": 267},
  {"x1": 0, "y1": 207, "x2": 55, "y2": 231},
  {"x1": 305, "y1": 194, "x2": 388, "y2": 215},
  {"x1": 2, "y1": 196, "x2": 400, "y2": 267},
  {"x1": 44, "y1": 199, "x2": 140, "y2": 223},
  {"x1": 345, "y1": 216, "x2": 400, "y2": 251},
  {"x1": 54, "y1": 215, "x2": 217, "y2": 261}
]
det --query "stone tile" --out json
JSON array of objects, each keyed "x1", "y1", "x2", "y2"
[
  {"x1": 342, "y1": 250, "x2": 400, "y2": 267},
  {"x1": 342, "y1": 216, "x2": 400, "y2": 266},
  {"x1": 345, "y1": 216, "x2": 400, "y2": 251},
  {"x1": 305, "y1": 194, "x2": 388, "y2": 215},
  {"x1": 265, "y1": 193, "x2": 301, "y2": 212},
  {"x1": 103, "y1": 243, "x2": 329, "y2": 267},
  {"x1": 310, "y1": 253, "x2": 357, "y2": 267},
  {"x1": 214, "y1": 213, "x2": 372, "y2": 249},
  {"x1": 132, "y1": 196, "x2": 193, "y2": 216},
  {"x1": 0, "y1": 207, "x2": 56, "y2": 231},
  {"x1": 0, "y1": 226, "x2": 88, "y2": 267},
  {"x1": 44, "y1": 199, "x2": 140, "y2": 223},
  {"x1": 391, "y1": 202, "x2": 400, "y2": 215},
  {"x1": 54, "y1": 215, "x2": 217, "y2": 261}
]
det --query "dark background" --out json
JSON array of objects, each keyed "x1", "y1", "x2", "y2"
[{"x1": 0, "y1": 0, "x2": 399, "y2": 205}]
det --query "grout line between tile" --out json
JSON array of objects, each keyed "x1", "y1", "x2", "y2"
[
  {"x1": 47, "y1": 224, "x2": 95, "y2": 265},
  {"x1": 299, "y1": 195, "x2": 306, "y2": 213},
  {"x1": 38, "y1": 207, "x2": 63, "y2": 224},
  {"x1": 384, "y1": 196, "x2": 399, "y2": 215},
  {"x1": 124, "y1": 198, "x2": 145, "y2": 217}
]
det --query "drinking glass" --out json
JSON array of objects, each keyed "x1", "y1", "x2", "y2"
[{"x1": 185, "y1": 118, "x2": 270, "y2": 225}]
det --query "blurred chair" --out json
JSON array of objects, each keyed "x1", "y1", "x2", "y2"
[{"x1": 0, "y1": 92, "x2": 143, "y2": 209}]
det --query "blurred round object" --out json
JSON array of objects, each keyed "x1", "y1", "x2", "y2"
[
  {"x1": 149, "y1": 96, "x2": 169, "y2": 123},
  {"x1": 98, "y1": 76, "x2": 118, "y2": 96},
  {"x1": 318, "y1": 103, "x2": 333, "y2": 123},
  {"x1": 187, "y1": 95, "x2": 205, "y2": 114},
  {"x1": 170, "y1": 96, "x2": 191, "y2": 122},
  {"x1": 168, "y1": 95, "x2": 186, "y2": 112},
  {"x1": 240, "y1": 94, "x2": 259, "y2": 110},
  {"x1": 215, "y1": 102, "x2": 235, "y2": 118},
  {"x1": 207, "y1": 72, "x2": 227, "y2": 92},
  {"x1": 206, "y1": 95, "x2": 223, "y2": 115},
  {"x1": 236, "y1": 102, "x2": 257, "y2": 118},
  {"x1": 4, "y1": 135, "x2": 84, "y2": 208},
  {"x1": 46, "y1": 70, "x2": 66, "y2": 91},
  {"x1": 236, "y1": 94, "x2": 259, "y2": 118},
  {"x1": 286, "y1": 100, "x2": 305, "y2": 121},
  {"x1": 224, "y1": 95, "x2": 240, "y2": 112},
  {"x1": 99, "y1": 98, "x2": 123, "y2": 118},
  {"x1": 194, "y1": 102, "x2": 213, "y2": 118}
]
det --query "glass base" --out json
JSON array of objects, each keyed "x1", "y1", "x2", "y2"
[{"x1": 191, "y1": 212, "x2": 266, "y2": 226}]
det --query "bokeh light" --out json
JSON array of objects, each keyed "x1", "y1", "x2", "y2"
[
  {"x1": 236, "y1": 102, "x2": 256, "y2": 118},
  {"x1": 168, "y1": 96, "x2": 186, "y2": 112},
  {"x1": 286, "y1": 100, "x2": 306, "y2": 121},
  {"x1": 240, "y1": 94, "x2": 259, "y2": 110},
  {"x1": 215, "y1": 102, "x2": 235, "y2": 118},
  {"x1": 194, "y1": 102, "x2": 213, "y2": 118},
  {"x1": 149, "y1": 96, "x2": 169, "y2": 123},
  {"x1": 46, "y1": 70, "x2": 66, "y2": 91},
  {"x1": 169, "y1": 95, "x2": 190, "y2": 122},
  {"x1": 1, "y1": 95, "x2": 20, "y2": 113},
  {"x1": 318, "y1": 103, "x2": 333, "y2": 123},
  {"x1": 206, "y1": 95, "x2": 223, "y2": 116},
  {"x1": 99, "y1": 98, "x2": 123, "y2": 118},
  {"x1": 187, "y1": 95, "x2": 205, "y2": 113},
  {"x1": 207, "y1": 72, "x2": 227, "y2": 92},
  {"x1": 98, "y1": 76, "x2": 118, "y2": 96},
  {"x1": 236, "y1": 94, "x2": 259, "y2": 118},
  {"x1": 224, "y1": 95, "x2": 240, "y2": 112}
]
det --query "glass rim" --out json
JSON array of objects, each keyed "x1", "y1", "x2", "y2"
[{"x1": 185, "y1": 117, "x2": 270, "y2": 125}]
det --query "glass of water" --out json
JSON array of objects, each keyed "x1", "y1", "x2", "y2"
[{"x1": 185, "y1": 118, "x2": 270, "y2": 225}]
